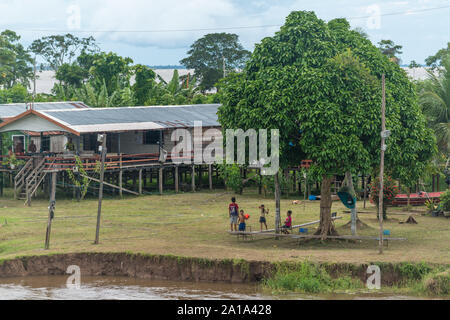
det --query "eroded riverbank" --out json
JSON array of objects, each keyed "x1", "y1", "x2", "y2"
[{"x1": 0, "y1": 253, "x2": 448, "y2": 297}]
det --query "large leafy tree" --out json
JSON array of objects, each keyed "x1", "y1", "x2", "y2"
[
  {"x1": 377, "y1": 39, "x2": 403, "y2": 64},
  {"x1": 55, "y1": 62, "x2": 89, "y2": 88},
  {"x1": 218, "y1": 11, "x2": 434, "y2": 237},
  {"x1": 0, "y1": 30, "x2": 33, "y2": 88},
  {"x1": 29, "y1": 34, "x2": 98, "y2": 71},
  {"x1": 419, "y1": 57, "x2": 450, "y2": 157},
  {"x1": 87, "y1": 52, "x2": 134, "y2": 94},
  {"x1": 132, "y1": 64, "x2": 157, "y2": 106},
  {"x1": 180, "y1": 33, "x2": 250, "y2": 91},
  {"x1": 425, "y1": 43, "x2": 450, "y2": 68}
]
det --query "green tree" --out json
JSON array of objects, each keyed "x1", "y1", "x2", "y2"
[
  {"x1": 409, "y1": 60, "x2": 421, "y2": 68},
  {"x1": 180, "y1": 33, "x2": 251, "y2": 91},
  {"x1": 419, "y1": 57, "x2": 450, "y2": 157},
  {"x1": 88, "y1": 52, "x2": 133, "y2": 94},
  {"x1": 0, "y1": 84, "x2": 29, "y2": 103},
  {"x1": 29, "y1": 34, "x2": 98, "y2": 71},
  {"x1": 425, "y1": 43, "x2": 450, "y2": 68},
  {"x1": 218, "y1": 12, "x2": 434, "y2": 237},
  {"x1": 132, "y1": 64, "x2": 156, "y2": 105},
  {"x1": 0, "y1": 30, "x2": 33, "y2": 88},
  {"x1": 55, "y1": 62, "x2": 89, "y2": 88},
  {"x1": 377, "y1": 39, "x2": 403, "y2": 64}
]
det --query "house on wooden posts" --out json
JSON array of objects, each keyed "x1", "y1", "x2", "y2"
[{"x1": 0, "y1": 103, "x2": 222, "y2": 202}]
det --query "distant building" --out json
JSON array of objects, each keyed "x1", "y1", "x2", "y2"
[{"x1": 401, "y1": 67, "x2": 441, "y2": 81}]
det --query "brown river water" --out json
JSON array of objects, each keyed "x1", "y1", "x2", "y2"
[{"x1": 0, "y1": 276, "x2": 433, "y2": 300}]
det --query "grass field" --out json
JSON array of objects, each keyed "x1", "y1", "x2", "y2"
[{"x1": 0, "y1": 187, "x2": 449, "y2": 265}]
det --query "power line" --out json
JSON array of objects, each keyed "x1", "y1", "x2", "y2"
[{"x1": 7, "y1": 4, "x2": 450, "y2": 34}]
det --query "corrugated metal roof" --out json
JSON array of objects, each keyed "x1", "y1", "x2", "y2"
[
  {"x1": 41, "y1": 104, "x2": 220, "y2": 131},
  {"x1": 0, "y1": 101, "x2": 89, "y2": 119}
]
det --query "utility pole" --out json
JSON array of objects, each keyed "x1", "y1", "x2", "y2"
[
  {"x1": 223, "y1": 56, "x2": 226, "y2": 78},
  {"x1": 378, "y1": 74, "x2": 388, "y2": 254},
  {"x1": 45, "y1": 172, "x2": 57, "y2": 249},
  {"x1": 32, "y1": 56, "x2": 37, "y2": 108},
  {"x1": 94, "y1": 134, "x2": 107, "y2": 245}
]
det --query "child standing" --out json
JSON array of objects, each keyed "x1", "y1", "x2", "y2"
[
  {"x1": 238, "y1": 209, "x2": 248, "y2": 232},
  {"x1": 258, "y1": 204, "x2": 269, "y2": 232},
  {"x1": 229, "y1": 197, "x2": 239, "y2": 232}
]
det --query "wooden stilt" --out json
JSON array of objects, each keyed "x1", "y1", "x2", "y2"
[
  {"x1": 191, "y1": 165, "x2": 196, "y2": 192},
  {"x1": 175, "y1": 166, "x2": 179, "y2": 193},
  {"x1": 208, "y1": 164, "x2": 213, "y2": 191},
  {"x1": 139, "y1": 169, "x2": 143, "y2": 195},
  {"x1": 159, "y1": 167, "x2": 163, "y2": 195},
  {"x1": 119, "y1": 154, "x2": 123, "y2": 198}
]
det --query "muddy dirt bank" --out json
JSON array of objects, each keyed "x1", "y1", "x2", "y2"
[{"x1": 0, "y1": 252, "x2": 444, "y2": 285}]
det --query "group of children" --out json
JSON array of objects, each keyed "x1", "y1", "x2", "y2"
[{"x1": 228, "y1": 197, "x2": 293, "y2": 233}]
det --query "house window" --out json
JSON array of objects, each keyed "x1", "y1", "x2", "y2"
[
  {"x1": 143, "y1": 131, "x2": 160, "y2": 145},
  {"x1": 41, "y1": 136, "x2": 50, "y2": 152}
]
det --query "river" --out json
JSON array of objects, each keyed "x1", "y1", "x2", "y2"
[{"x1": 0, "y1": 276, "x2": 433, "y2": 300}]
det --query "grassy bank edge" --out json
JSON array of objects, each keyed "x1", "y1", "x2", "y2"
[{"x1": 0, "y1": 251, "x2": 448, "y2": 297}]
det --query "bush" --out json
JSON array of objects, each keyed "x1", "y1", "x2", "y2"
[
  {"x1": 423, "y1": 270, "x2": 450, "y2": 295},
  {"x1": 440, "y1": 189, "x2": 450, "y2": 212},
  {"x1": 263, "y1": 262, "x2": 362, "y2": 293},
  {"x1": 369, "y1": 175, "x2": 399, "y2": 219}
]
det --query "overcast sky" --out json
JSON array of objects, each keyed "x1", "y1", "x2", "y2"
[{"x1": 0, "y1": 0, "x2": 449, "y2": 66}]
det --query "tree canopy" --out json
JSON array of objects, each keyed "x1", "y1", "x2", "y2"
[
  {"x1": 218, "y1": 11, "x2": 435, "y2": 236},
  {"x1": 0, "y1": 30, "x2": 33, "y2": 89},
  {"x1": 29, "y1": 34, "x2": 98, "y2": 71},
  {"x1": 425, "y1": 43, "x2": 450, "y2": 68},
  {"x1": 180, "y1": 33, "x2": 251, "y2": 91}
]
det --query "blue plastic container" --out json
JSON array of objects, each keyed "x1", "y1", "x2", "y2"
[{"x1": 308, "y1": 195, "x2": 317, "y2": 201}]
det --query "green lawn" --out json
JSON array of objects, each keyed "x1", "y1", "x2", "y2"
[{"x1": 0, "y1": 187, "x2": 449, "y2": 265}]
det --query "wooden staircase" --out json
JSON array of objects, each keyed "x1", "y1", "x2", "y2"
[
  {"x1": 14, "y1": 158, "x2": 34, "y2": 200},
  {"x1": 14, "y1": 157, "x2": 50, "y2": 205}
]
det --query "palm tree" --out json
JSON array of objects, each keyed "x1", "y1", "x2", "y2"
[{"x1": 419, "y1": 57, "x2": 450, "y2": 158}]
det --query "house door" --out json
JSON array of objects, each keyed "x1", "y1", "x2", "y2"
[{"x1": 12, "y1": 135, "x2": 25, "y2": 154}]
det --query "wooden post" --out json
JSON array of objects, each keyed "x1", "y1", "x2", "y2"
[
  {"x1": 159, "y1": 166, "x2": 163, "y2": 195},
  {"x1": 432, "y1": 174, "x2": 436, "y2": 192},
  {"x1": 293, "y1": 170, "x2": 297, "y2": 193},
  {"x1": 274, "y1": 172, "x2": 281, "y2": 235},
  {"x1": 258, "y1": 169, "x2": 262, "y2": 195},
  {"x1": 138, "y1": 169, "x2": 143, "y2": 195},
  {"x1": 437, "y1": 174, "x2": 440, "y2": 192},
  {"x1": 45, "y1": 172, "x2": 56, "y2": 250},
  {"x1": 191, "y1": 165, "x2": 196, "y2": 192},
  {"x1": 378, "y1": 74, "x2": 386, "y2": 254},
  {"x1": 363, "y1": 174, "x2": 367, "y2": 209},
  {"x1": 94, "y1": 134, "x2": 107, "y2": 245},
  {"x1": 208, "y1": 164, "x2": 213, "y2": 191},
  {"x1": 175, "y1": 166, "x2": 179, "y2": 193},
  {"x1": 119, "y1": 153, "x2": 123, "y2": 198}
]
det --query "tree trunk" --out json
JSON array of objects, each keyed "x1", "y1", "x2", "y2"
[
  {"x1": 314, "y1": 175, "x2": 339, "y2": 239},
  {"x1": 344, "y1": 171, "x2": 355, "y2": 195},
  {"x1": 274, "y1": 172, "x2": 281, "y2": 235},
  {"x1": 407, "y1": 187, "x2": 411, "y2": 208}
]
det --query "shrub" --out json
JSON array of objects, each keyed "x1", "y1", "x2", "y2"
[
  {"x1": 369, "y1": 175, "x2": 399, "y2": 219},
  {"x1": 423, "y1": 270, "x2": 450, "y2": 295},
  {"x1": 440, "y1": 189, "x2": 450, "y2": 212},
  {"x1": 263, "y1": 262, "x2": 362, "y2": 293}
]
